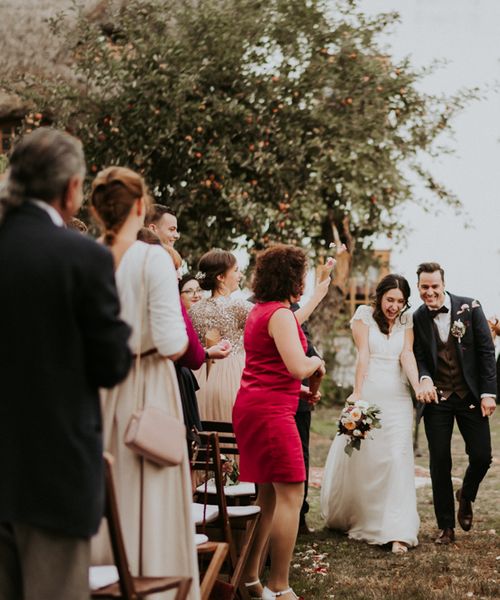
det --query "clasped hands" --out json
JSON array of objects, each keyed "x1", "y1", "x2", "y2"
[
  {"x1": 299, "y1": 360, "x2": 326, "y2": 406},
  {"x1": 299, "y1": 385, "x2": 321, "y2": 406},
  {"x1": 415, "y1": 378, "x2": 438, "y2": 404}
]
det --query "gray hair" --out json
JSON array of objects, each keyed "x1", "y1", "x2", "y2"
[{"x1": 0, "y1": 128, "x2": 85, "y2": 224}]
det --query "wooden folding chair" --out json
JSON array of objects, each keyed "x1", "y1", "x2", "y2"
[
  {"x1": 201, "y1": 421, "x2": 268, "y2": 581},
  {"x1": 196, "y1": 539, "x2": 229, "y2": 600},
  {"x1": 199, "y1": 421, "x2": 256, "y2": 506},
  {"x1": 192, "y1": 432, "x2": 260, "y2": 600},
  {"x1": 91, "y1": 454, "x2": 192, "y2": 600}
]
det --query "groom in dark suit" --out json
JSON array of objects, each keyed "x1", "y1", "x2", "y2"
[
  {"x1": 413, "y1": 262, "x2": 496, "y2": 545},
  {"x1": 0, "y1": 128, "x2": 132, "y2": 599}
]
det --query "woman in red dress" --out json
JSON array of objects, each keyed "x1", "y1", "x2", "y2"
[{"x1": 233, "y1": 245, "x2": 325, "y2": 600}]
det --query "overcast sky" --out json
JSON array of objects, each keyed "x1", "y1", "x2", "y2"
[{"x1": 349, "y1": 0, "x2": 500, "y2": 316}]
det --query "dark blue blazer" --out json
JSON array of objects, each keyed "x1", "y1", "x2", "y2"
[
  {"x1": 0, "y1": 203, "x2": 132, "y2": 537},
  {"x1": 413, "y1": 292, "x2": 496, "y2": 401}
]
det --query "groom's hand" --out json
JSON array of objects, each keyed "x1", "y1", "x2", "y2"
[{"x1": 480, "y1": 396, "x2": 496, "y2": 417}]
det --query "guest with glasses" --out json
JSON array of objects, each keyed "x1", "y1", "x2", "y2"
[{"x1": 179, "y1": 274, "x2": 203, "y2": 310}]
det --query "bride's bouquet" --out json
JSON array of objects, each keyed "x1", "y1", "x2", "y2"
[{"x1": 337, "y1": 399, "x2": 381, "y2": 456}]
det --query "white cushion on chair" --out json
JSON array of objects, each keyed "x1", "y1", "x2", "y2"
[
  {"x1": 227, "y1": 505, "x2": 261, "y2": 518},
  {"x1": 195, "y1": 533, "x2": 209, "y2": 545},
  {"x1": 196, "y1": 481, "x2": 256, "y2": 497},
  {"x1": 89, "y1": 566, "x2": 119, "y2": 590},
  {"x1": 196, "y1": 481, "x2": 217, "y2": 495},
  {"x1": 192, "y1": 502, "x2": 219, "y2": 526},
  {"x1": 224, "y1": 482, "x2": 256, "y2": 497}
]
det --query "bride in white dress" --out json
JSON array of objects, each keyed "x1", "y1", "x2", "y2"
[{"x1": 321, "y1": 274, "x2": 423, "y2": 554}]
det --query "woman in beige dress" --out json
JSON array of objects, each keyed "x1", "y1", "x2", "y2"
[
  {"x1": 90, "y1": 167, "x2": 200, "y2": 600},
  {"x1": 189, "y1": 249, "x2": 252, "y2": 422}
]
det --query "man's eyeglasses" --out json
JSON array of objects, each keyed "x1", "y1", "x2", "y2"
[{"x1": 181, "y1": 288, "x2": 202, "y2": 296}]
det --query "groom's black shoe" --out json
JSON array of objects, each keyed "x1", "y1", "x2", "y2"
[
  {"x1": 435, "y1": 528, "x2": 455, "y2": 545},
  {"x1": 456, "y1": 488, "x2": 473, "y2": 531}
]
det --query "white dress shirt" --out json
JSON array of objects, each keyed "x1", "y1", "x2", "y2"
[{"x1": 432, "y1": 293, "x2": 452, "y2": 343}]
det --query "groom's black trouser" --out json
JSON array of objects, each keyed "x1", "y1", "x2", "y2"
[{"x1": 424, "y1": 392, "x2": 492, "y2": 529}]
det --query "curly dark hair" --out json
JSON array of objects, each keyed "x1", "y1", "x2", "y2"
[
  {"x1": 197, "y1": 249, "x2": 237, "y2": 292},
  {"x1": 252, "y1": 244, "x2": 308, "y2": 302},
  {"x1": 371, "y1": 274, "x2": 411, "y2": 335}
]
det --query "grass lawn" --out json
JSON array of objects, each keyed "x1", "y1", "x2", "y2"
[{"x1": 289, "y1": 406, "x2": 499, "y2": 599}]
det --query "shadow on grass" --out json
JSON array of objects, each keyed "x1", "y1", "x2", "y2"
[{"x1": 288, "y1": 406, "x2": 500, "y2": 599}]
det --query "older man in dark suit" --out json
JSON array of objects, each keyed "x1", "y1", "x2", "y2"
[
  {"x1": 413, "y1": 262, "x2": 496, "y2": 546},
  {"x1": 0, "y1": 128, "x2": 132, "y2": 600}
]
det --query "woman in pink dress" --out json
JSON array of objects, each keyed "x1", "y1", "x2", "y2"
[{"x1": 233, "y1": 245, "x2": 325, "y2": 600}]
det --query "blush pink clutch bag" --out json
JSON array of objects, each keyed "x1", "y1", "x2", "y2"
[{"x1": 125, "y1": 406, "x2": 185, "y2": 467}]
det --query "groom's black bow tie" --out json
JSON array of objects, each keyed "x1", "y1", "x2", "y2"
[{"x1": 429, "y1": 306, "x2": 449, "y2": 319}]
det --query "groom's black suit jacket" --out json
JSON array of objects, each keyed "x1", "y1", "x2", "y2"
[
  {"x1": 413, "y1": 292, "x2": 496, "y2": 401},
  {"x1": 0, "y1": 203, "x2": 132, "y2": 537}
]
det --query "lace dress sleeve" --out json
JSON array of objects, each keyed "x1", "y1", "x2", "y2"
[{"x1": 350, "y1": 305, "x2": 372, "y2": 328}]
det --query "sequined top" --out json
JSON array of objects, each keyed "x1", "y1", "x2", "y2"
[{"x1": 188, "y1": 295, "x2": 253, "y2": 354}]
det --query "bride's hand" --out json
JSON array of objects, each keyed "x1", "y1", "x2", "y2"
[{"x1": 345, "y1": 392, "x2": 361, "y2": 404}]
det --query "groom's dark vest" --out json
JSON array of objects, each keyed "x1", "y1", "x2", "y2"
[{"x1": 432, "y1": 322, "x2": 469, "y2": 400}]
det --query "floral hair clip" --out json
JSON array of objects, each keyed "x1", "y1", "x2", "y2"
[{"x1": 195, "y1": 271, "x2": 206, "y2": 281}]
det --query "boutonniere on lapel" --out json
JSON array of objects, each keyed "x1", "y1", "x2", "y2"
[
  {"x1": 453, "y1": 300, "x2": 480, "y2": 342},
  {"x1": 451, "y1": 319, "x2": 466, "y2": 343}
]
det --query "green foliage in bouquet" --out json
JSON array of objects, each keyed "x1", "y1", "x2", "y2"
[
  {"x1": 338, "y1": 400, "x2": 381, "y2": 456},
  {"x1": 221, "y1": 454, "x2": 240, "y2": 486}
]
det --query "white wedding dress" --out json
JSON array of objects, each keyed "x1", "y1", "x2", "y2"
[{"x1": 320, "y1": 305, "x2": 419, "y2": 547}]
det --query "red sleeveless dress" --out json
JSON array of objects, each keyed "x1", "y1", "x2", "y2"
[{"x1": 232, "y1": 302, "x2": 307, "y2": 483}]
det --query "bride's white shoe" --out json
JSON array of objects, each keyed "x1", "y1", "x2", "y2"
[
  {"x1": 262, "y1": 586, "x2": 299, "y2": 599},
  {"x1": 391, "y1": 541, "x2": 408, "y2": 554}
]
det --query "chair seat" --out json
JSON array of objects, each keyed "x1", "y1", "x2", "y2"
[
  {"x1": 227, "y1": 505, "x2": 261, "y2": 518},
  {"x1": 195, "y1": 533, "x2": 209, "y2": 546},
  {"x1": 196, "y1": 480, "x2": 256, "y2": 497},
  {"x1": 192, "y1": 502, "x2": 219, "y2": 526},
  {"x1": 92, "y1": 575, "x2": 188, "y2": 597},
  {"x1": 89, "y1": 566, "x2": 119, "y2": 591}
]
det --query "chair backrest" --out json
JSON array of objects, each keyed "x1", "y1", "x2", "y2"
[
  {"x1": 192, "y1": 433, "x2": 234, "y2": 558},
  {"x1": 193, "y1": 432, "x2": 260, "y2": 600},
  {"x1": 201, "y1": 420, "x2": 239, "y2": 459},
  {"x1": 102, "y1": 453, "x2": 136, "y2": 598}
]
